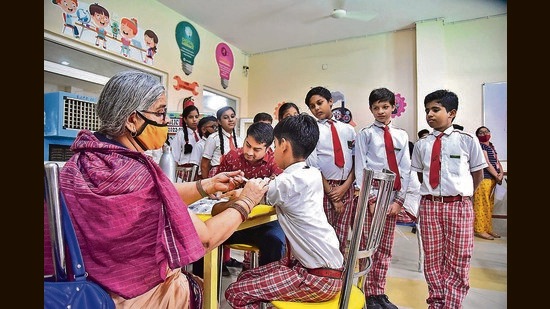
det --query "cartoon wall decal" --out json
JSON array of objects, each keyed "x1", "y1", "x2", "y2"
[
  {"x1": 54, "y1": 0, "x2": 81, "y2": 38},
  {"x1": 331, "y1": 91, "x2": 356, "y2": 127},
  {"x1": 175, "y1": 21, "x2": 200, "y2": 75},
  {"x1": 215, "y1": 43, "x2": 234, "y2": 89},
  {"x1": 89, "y1": 2, "x2": 110, "y2": 49},
  {"x1": 392, "y1": 93, "x2": 407, "y2": 118},
  {"x1": 173, "y1": 75, "x2": 200, "y2": 96},
  {"x1": 143, "y1": 30, "x2": 158, "y2": 64},
  {"x1": 50, "y1": 1, "x2": 160, "y2": 66},
  {"x1": 120, "y1": 17, "x2": 138, "y2": 57}
]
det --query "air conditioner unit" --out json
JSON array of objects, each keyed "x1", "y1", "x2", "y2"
[{"x1": 44, "y1": 91, "x2": 99, "y2": 161}]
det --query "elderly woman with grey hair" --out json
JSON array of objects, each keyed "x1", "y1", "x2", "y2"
[{"x1": 44, "y1": 71, "x2": 269, "y2": 308}]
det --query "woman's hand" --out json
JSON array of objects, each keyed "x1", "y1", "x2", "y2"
[
  {"x1": 204, "y1": 171, "x2": 245, "y2": 195},
  {"x1": 239, "y1": 178, "x2": 270, "y2": 207}
]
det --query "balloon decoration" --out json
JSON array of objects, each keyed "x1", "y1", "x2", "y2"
[{"x1": 392, "y1": 93, "x2": 407, "y2": 118}]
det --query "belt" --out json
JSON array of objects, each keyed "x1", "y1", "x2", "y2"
[
  {"x1": 306, "y1": 267, "x2": 343, "y2": 279},
  {"x1": 422, "y1": 195, "x2": 469, "y2": 203}
]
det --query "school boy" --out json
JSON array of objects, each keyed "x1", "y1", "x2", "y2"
[
  {"x1": 224, "y1": 114, "x2": 344, "y2": 308},
  {"x1": 304, "y1": 86, "x2": 356, "y2": 255},
  {"x1": 411, "y1": 89, "x2": 487, "y2": 309},
  {"x1": 354, "y1": 87, "x2": 411, "y2": 309}
]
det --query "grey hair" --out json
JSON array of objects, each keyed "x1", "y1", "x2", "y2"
[{"x1": 96, "y1": 71, "x2": 165, "y2": 137}]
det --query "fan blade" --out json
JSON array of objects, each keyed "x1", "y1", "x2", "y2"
[{"x1": 343, "y1": 11, "x2": 377, "y2": 22}]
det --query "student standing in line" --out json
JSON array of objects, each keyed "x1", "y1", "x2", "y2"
[
  {"x1": 354, "y1": 87, "x2": 411, "y2": 309},
  {"x1": 277, "y1": 102, "x2": 300, "y2": 120},
  {"x1": 224, "y1": 113, "x2": 344, "y2": 308},
  {"x1": 201, "y1": 106, "x2": 243, "y2": 178},
  {"x1": 473, "y1": 126, "x2": 504, "y2": 240},
  {"x1": 305, "y1": 86, "x2": 356, "y2": 256},
  {"x1": 411, "y1": 89, "x2": 487, "y2": 309},
  {"x1": 214, "y1": 122, "x2": 285, "y2": 276},
  {"x1": 189, "y1": 115, "x2": 218, "y2": 179},
  {"x1": 171, "y1": 104, "x2": 201, "y2": 165}
]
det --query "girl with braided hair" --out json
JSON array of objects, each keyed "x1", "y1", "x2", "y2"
[
  {"x1": 201, "y1": 106, "x2": 242, "y2": 178},
  {"x1": 172, "y1": 104, "x2": 200, "y2": 165}
]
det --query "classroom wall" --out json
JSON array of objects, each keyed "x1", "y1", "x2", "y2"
[
  {"x1": 248, "y1": 15, "x2": 507, "y2": 146},
  {"x1": 44, "y1": 1, "x2": 506, "y2": 154}
]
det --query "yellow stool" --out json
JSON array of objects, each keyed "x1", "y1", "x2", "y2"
[{"x1": 227, "y1": 243, "x2": 260, "y2": 269}]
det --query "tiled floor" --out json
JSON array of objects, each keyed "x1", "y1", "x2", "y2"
[{"x1": 218, "y1": 224, "x2": 507, "y2": 309}]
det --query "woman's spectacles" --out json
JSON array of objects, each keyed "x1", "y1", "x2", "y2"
[
  {"x1": 477, "y1": 130, "x2": 490, "y2": 136},
  {"x1": 139, "y1": 109, "x2": 167, "y2": 121},
  {"x1": 205, "y1": 125, "x2": 218, "y2": 130}
]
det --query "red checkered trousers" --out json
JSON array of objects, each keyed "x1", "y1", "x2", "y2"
[
  {"x1": 323, "y1": 179, "x2": 357, "y2": 255},
  {"x1": 225, "y1": 256, "x2": 342, "y2": 308},
  {"x1": 419, "y1": 196, "x2": 474, "y2": 309}
]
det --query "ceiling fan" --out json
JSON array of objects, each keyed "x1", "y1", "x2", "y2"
[{"x1": 323, "y1": 0, "x2": 378, "y2": 22}]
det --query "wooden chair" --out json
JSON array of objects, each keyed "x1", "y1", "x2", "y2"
[{"x1": 271, "y1": 168, "x2": 396, "y2": 309}]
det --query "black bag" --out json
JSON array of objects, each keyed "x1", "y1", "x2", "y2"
[{"x1": 44, "y1": 191, "x2": 115, "y2": 309}]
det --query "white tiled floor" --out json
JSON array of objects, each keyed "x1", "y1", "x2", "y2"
[{"x1": 218, "y1": 224, "x2": 507, "y2": 309}]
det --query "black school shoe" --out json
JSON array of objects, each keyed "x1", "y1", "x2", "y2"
[
  {"x1": 224, "y1": 258, "x2": 243, "y2": 268},
  {"x1": 366, "y1": 296, "x2": 383, "y2": 309},
  {"x1": 376, "y1": 294, "x2": 398, "y2": 309}
]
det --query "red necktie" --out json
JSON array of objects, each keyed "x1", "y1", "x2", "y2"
[
  {"x1": 193, "y1": 130, "x2": 199, "y2": 142},
  {"x1": 228, "y1": 134, "x2": 236, "y2": 150},
  {"x1": 383, "y1": 126, "x2": 401, "y2": 191},
  {"x1": 328, "y1": 120, "x2": 345, "y2": 168},
  {"x1": 429, "y1": 133, "x2": 444, "y2": 189}
]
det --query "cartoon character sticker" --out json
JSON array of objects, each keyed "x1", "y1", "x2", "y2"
[
  {"x1": 89, "y1": 3, "x2": 110, "y2": 49},
  {"x1": 143, "y1": 30, "x2": 158, "y2": 64},
  {"x1": 54, "y1": 0, "x2": 80, "y2": 38}
]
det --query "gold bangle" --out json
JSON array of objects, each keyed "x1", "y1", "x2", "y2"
[{"x1": 196, "y1": 180, "x2": 208, "y2": 198}]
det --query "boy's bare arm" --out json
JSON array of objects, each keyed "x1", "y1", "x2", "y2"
[{"x1": 471, "y1": 170, "x2": 484, "y2": 192}]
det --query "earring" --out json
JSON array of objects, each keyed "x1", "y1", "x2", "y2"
[{"x1": 131, "y1": 130, "x2": 137, "y2": 137}]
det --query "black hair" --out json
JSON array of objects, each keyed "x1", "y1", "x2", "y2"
[
  {"x1": 181, "y1": 105, "x2": 199, "y2": 154},
  {"x1": 273, "y1": 113, "x2": 319, "y2": 159},
  {"x1": 277, "y1": 102, "x2": 300, "y2": 121},
  {"x1": 253, "y1": 112, "x2": 273, "y2": 124},
  {"x1": 424, "y1": 89, "x2": 459, "y2": 112},
  {"x1": 368, "y1": 87, "x2": 395, "y2": 108},
  {"x1": 197, "y1": 115, "x2": 217, "y2": 138},
  {"x1": 246, "y1": 122, "x2": 274, "y2": 147},
  {"x1": 216, "y1": 106, "x2": 238, "y2": 155},
  {"x1": 417, "y1": 129, "x2": 430, "y2": 139},
  {"x1": 305, "y1": 86, "x2": 331, "y2": 107}
]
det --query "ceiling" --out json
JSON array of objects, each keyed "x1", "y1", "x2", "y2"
[{"x1": 158, "y1": 0, "x2": 507, "y2": 55}]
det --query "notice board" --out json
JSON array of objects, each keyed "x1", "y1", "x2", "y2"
[{"x1": 482, "y1": 82, "x2": 507, "y2": 161}]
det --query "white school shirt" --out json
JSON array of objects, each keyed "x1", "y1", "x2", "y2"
[
  {"x1": 306, "y1": 118, "x2": 356, "y2": 181},
  {"x1": 266, "y1": 161, "x2": 343, "y2": 269},
  {"x1": 171, "y1": 127, "x2": 200, "y2": 165},
  {"x1": 202, "y1": 130, "x2": 243, "y2": 167},
  {"x1": 411, "y1": 126, "x2": 488, "y2": 197},
  {"x1": 354, "y1": 121, "x2": 411, "y2": 201}
]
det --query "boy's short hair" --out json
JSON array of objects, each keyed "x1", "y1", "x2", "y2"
[
  {"x1": 305, "y1": 86, "x2": 331, "y2": 107},
  {"x1": 273, "y1": 113, "x2": 319, "y2": 159},
  {"x1": 246, "y1": 122, "x2": 274, "y2": 147},
  {"x1": 424, "y1": 89, "x2": 459, "y2": 112},
  {"x1": 253, "y1": 112, "x2": 273, "y2": 124},
  {"x1": 368, "y1": 87, "x2": 395, "y2": 108}
]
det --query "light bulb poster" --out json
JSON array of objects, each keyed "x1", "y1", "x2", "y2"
[
  {"x1": 175, "y1": 21, "x2": 200, "y2": 75},
  {"x1": 215, "y1": 43, "x2": 234, "y2": 89}
]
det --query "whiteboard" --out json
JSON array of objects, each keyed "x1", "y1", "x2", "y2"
[{"x1": 482, "y1": 82, "x2": 507, "y2": 161}]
